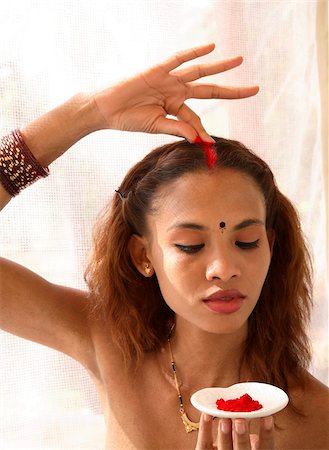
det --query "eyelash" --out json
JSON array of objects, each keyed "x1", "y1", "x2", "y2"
[
  {"x1": 175, "y1": 239, "x2": 260, "y2": 254},
  {"x1": 235, "y1": 239, "x2": 260, "y2": 250},
  {"x1": 175, "y1": 244, "x2": 205, "y2": 254}
]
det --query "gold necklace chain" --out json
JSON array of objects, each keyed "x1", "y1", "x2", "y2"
[{"x1": 167, "y1": 325, "x2": 200, "y2": 433}]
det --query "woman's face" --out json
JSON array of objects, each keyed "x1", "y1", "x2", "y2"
[{"x1": 144, "y1": 168, "x2": 272, "y2": 335}]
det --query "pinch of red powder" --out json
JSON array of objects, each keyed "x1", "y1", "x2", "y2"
[
  {"x1": 216, "y1": 393, "x2": 263, "y2": 412},
  {"x1": 194, "y1": 136, "x2": 217, "y2": 169}
]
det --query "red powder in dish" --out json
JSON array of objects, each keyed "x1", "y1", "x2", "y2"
[{"x1": 216, "y1": 393, "x2": 263, "y2": 412}]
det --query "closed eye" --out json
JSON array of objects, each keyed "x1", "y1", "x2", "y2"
[
  {"x1": 236, "y1": 239, "x2": 260, "y2": 250},
  {"x1": 175, "y1": 244, "x2": 205, "y2": 254}
]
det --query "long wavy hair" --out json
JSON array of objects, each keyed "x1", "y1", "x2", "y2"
[{"x1": 84, "y1": 137, "x2": 312, "y2": 392}]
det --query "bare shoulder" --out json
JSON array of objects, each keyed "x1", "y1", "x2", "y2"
[
  {"x1": 298, "y1": 371, "x2": 329, "y2": 417},
  {"x1": 300, "y1": 372, "x2": 329, "y2": 448},
  {"x1": 278, "y1": 371, "x2": 329, "y2": 449}
]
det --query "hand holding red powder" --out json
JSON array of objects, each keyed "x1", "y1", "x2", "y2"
[
  {"x1": 195, "y1": 412, "x2": 274, "y2": 450},
  {"x1": 92, "y1": 43, "x2": 259, "y2": 143}
]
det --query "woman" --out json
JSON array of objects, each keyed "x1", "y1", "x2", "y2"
[{"x1": 0, "y1": 43, "x2": 328, "y2": 450}]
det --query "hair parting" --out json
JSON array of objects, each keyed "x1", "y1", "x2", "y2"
[{"x1": 194, "y1": 136, "x2": 218, "y2": 169}]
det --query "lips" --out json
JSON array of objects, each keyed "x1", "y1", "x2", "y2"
[{"x1": 203, "y1": 289, "x2": 246, "y2": 314}]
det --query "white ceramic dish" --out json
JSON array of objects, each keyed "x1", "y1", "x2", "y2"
[{"x1": 191, "y1": 382, "x2": 289, "y2": 419}]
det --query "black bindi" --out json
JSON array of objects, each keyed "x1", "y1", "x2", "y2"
[{"x1": 219, "y1": 222, "x2": 226, "y2": 233}]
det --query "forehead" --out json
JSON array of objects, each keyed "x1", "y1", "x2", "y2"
[{"x1": 150, "y1": 168, "x2": 266, "y2": 226}]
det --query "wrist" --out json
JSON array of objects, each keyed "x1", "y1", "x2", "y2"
[
  {"x1": 0, "y1": 130, "x2": 49, "y2": 197},
  {"x1": 70, "y1": 92, "x2": 106, "y2": 135}
]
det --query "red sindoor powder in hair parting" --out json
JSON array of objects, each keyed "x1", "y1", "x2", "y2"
[
  {"x1": 194, "y1": 136, "x2": 217, "y2": 169},
  {"x1": 216, "y1": 393, "x2": 263, "y2": 412}
]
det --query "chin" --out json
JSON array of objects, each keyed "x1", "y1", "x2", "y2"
[{"x1": 194, "y1": 317, "x2": 248, "y2": 337}]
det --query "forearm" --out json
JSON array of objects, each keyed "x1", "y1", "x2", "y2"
[
  {"x1": 0, "y1": 92, "x2": 102, "y2": 210},
  {"x1": 20, "y1": 93, "x2": 101, "y2": 167}
]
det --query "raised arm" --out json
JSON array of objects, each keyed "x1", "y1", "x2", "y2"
[
  {"x1": 0, "y1": 43, "x2": 259, "y2": 370},
  {"x1": 1, "y1": 43, "x2": 259, "y2": 209}
]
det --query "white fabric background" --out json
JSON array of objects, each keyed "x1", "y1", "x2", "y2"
[{"x1": 0, "y1": 1, "x2": 327, "y2": 448}]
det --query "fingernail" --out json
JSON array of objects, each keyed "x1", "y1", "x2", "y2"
[
  {"x1": 195, "y1": 135, "x2": 215, "y2": 145},
  {"x1": 220, "y1": 419, "x2": 231, "y2": 434},
  {"x1": 234, "y1": 420, "x2": 246, "y2": 434},
  {"x1": 264, "y1": 416, "x2": 274, "y2": 431},
  {"x1": 203, "y1": 413, "x2": 212, "y2": 423}
]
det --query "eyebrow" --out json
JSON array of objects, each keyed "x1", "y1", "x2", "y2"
[
  {"x1": 233, "y1": 219, "x2": 265, "y2": 231},
  {"x1": 167, "y1": 222, "x2": 208, "y2": 232},
  {"x1": 167, "y1": 218, "x2": 264, "y2": 232}
]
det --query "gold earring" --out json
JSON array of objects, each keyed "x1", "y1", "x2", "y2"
[{"x1": 144, "y1": 263, "x2": 153, "y2": 276}]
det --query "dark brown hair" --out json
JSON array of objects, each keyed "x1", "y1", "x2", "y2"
[{"x1": 85, "y1": 137, "x2": 312, "y2": 391}]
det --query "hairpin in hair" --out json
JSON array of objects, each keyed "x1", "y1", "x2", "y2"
[
  {"x1": 194, "y1": 136, "x2": 217, "y2": 169},
  {"x1": 115, "y1": 189, "x2": 125, "y2": 200}
]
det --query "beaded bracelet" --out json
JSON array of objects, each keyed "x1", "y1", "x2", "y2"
[{"x1": 0, "y1": 129, "x2": 49, "y2": 196}]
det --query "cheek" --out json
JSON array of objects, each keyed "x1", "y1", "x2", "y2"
[
  {"x1": 152, "y1": 250, "x2": 200, "y2": 299},
  {"x1": 248, "y1": 249, "x2": 271, "y2": 291}
]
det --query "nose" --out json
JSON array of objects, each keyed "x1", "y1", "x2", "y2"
[{"x1": 205, "y1": 249, "x2": 241, "y2": 282}]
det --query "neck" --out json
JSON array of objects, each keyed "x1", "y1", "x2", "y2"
[{"x1": 168, "y1": 317, "x2": 248, "y2": 390}]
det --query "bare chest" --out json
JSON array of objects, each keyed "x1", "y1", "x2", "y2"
[
  {"x1": 89, "y1": 333, "x2": 328, "y2": 450},
  {"x1": 94, "y1": 356, "x2": 199, "y2": 450},
  {"x1": 93, "y1": 374, "x2": 328, "y2": 450}
]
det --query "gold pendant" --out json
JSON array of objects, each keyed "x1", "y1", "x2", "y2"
[{"x1": 180, "y1": 411, "x2": 200, "y2": 433}]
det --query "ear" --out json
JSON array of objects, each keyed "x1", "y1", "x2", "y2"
[
  {"x1": 267, "y1": 229, "x2": 276, "y2": 256},
  {"x1": 128, "y1": 234, "x2": 154, "y2": 277}
]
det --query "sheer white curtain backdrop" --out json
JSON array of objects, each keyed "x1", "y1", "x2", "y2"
[{"x1": 0, "y1": 0, "x2": 327, "y2": 448}]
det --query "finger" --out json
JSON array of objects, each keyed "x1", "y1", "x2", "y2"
[
  {"x1": 232, "y1": 419, "x2": 252, "y2": 450},
  {"x1": 250, "y1": 434, "x2": 259, "y2": 450},
  {"x1": 195, "y1": 413, "x2": 215, "y2": 450},
  {"x1": 176, "y1": 103, "x2": 214, "y2": 142},
  {"x1": 152, "y1": 104, "x2": 213, "y2": 143},
  {"x1": 258, "y1": 416, "x2": 275, "y2": 449},
  {"x1": 151, "y1": 115, "x2": 199, "y2": 142},
  {"x1": 217, "y1": 419, "x2": 233, "y2": 450},
  {"x1": 171, "y1": 56, "x2": 243, "y2": 83},
  {"x1": 160, "y1": 43, "x2": 216, "y2": 73},
  {"x1": 188, "y1": 83, "x2": 260, "y2": 100}
]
